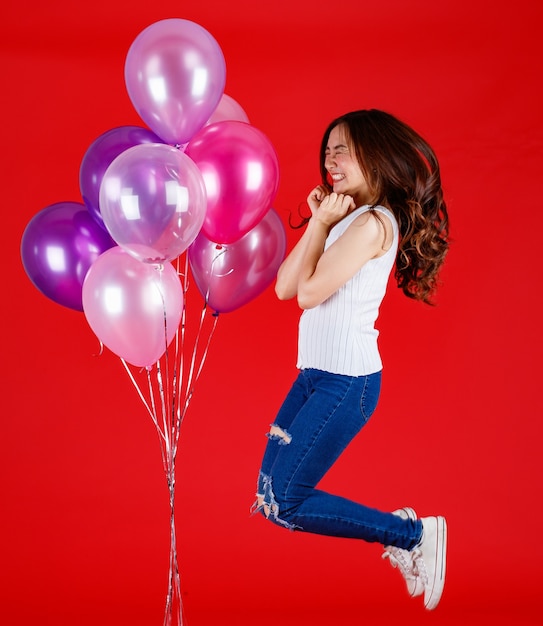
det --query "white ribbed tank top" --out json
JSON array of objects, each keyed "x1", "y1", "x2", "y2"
[{"x1": 296, "y1": 205, "x2": 399, "y2": 376}]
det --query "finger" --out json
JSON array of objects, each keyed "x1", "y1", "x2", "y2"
[
  {"x1": 307, "y1": 189, "x2": 320, "y2": 205},
  {"x1": 311, "y1": 185, "x2": 327, "y2": 201},
  {"x1": 337, "y1": 194, "x2": 353, "y2": 210}
]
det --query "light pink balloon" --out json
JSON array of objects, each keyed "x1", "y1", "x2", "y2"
[
  {"x1": 188, "y1": 209, "x2": 286, "y2": 313},
  {"x1": 99, "y1": 143, "x2": 207, "y2": 264},
  {"x1": 206, "y1": 94, "x2": 250, "y2": 125},
  {"x1": 186, "y1": 121, "x2": 280, "y2": 244},
  {"x1": 125, "y1": 19, "x2": 226, "y2": 145},
  {"x1": 82, "y1": 247, "x2": 183, "y2": 367}
]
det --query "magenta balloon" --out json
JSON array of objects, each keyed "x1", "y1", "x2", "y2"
[
  {"x1": 99, "y1": 143, "x2": 207, "y2": 264},
  {"x1": 82, "y1": 247, "x2": 183, "y2": 367},
  {"x1": 21, "y1": 201, "x2": 115, "y2": 311},
  {"x1": 188, "y1": 209, "x2": 286, "y2": 313},
  {"x1": 124, "y1": 19, "x2": 226, "y2": 145},
  {"x1": 186, "y1": 121, "x2": 280, "y2": 244},
  {"x1": 206, "y1": 94, "x2": 249, "y2": 126},
  {"x1": 79, "y1": 125, "x2": 164, "y2": 229}
]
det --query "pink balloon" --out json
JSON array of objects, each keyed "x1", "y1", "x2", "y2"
[
  {"x1": 188, "y1": 209, "x2": 286, "y2": 313},
  {"x1": 82, "y1": 247, "x2": 183, "y2": 368},
  {"x1": 186, "y1": 121, "x2": 280, "y2": 244},
  {"x1": 125, "y1": 19, "x2": 226, "y2": 145},
  {"x1": 206, "y1": 94, "x2": 250, "y2": 125},
  {"x1": 99, "y1": 143, "x2": 207, "y2": 264}
]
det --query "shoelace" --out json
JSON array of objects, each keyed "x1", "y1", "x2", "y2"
[
  {"x1": 382, "y1": 546, "x2": 419, "y2": 582},
  {"x1": 411, "y1": 548, "x2": 428, "y2": 586}
]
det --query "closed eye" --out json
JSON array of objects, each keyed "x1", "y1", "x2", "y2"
[{"x1": 326, "y1": 145, "x2": 349, "y2": 156}]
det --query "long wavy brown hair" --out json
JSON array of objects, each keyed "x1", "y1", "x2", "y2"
[{"x1": 314, "y1": 109, "x2": 449, "y2": 304}]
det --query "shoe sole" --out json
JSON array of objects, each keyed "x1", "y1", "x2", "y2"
[{"x1": 424, "y1": 516, "x2": 447, "y2": 610}]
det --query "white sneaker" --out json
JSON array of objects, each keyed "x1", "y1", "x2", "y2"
[
  {"x1": 382, "y1": 507, "x2": 424, "y2": 598},
  {"x1": 413, "y1": 516, "x2": 447, "y2": 610}
]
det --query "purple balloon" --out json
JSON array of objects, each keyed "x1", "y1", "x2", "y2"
[
  {"x1": 100, "y1": 143, "x2": 207, "y2": 264},
  {"x1": 21, "y1": 201, "x2": 115, "y2": 311},
  {"x1": 79, "y1": 125, "x2": 164, "y2": 229},
  {"x1": 124, "y1": 19, "x2": 226, "y2": 145},
  {"x1": 188, "y1": 209, "x2": 286, "y2": 313},
  {"x1": 186, "y1": 121, "x2": 280, "y2": 244}
]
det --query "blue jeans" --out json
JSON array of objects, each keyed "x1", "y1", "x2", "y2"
[{"x1": 254, "y1": 368, "x2": 422, "y2": 549}]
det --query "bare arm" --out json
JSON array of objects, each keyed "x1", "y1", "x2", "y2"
[
  {"x1": 276, "y1": 187, "x2": 392, "y2": 308},
  {"x1": 296, "y1": 193, "x2": 392, "y2": 309},
  {"x1": 297, "y1": 210, "x2": 388, "y2": 309},
  {"x1": 275, "y1": 185, "x2": 328, "y2": 300}
]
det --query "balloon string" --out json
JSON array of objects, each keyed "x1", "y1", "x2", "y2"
[
  {"x1": 193, "y1": 309, "x2": 220, "y2": 383},
  {"x1": 163, "y1": 253, "x2": 192, "y2": 626},
  {"x1": 118, "y1": 252, "x2": 221, "y2": 626},
  {"x1": 169, "y1": 359, "x2": 179, "y2": 452},
  {"x1": 173, "y1": 304, "x2": 220, "y2": 464},
  {"x1": 163, "y1": 298, "x2": 220, "y2": 626},
  {"x1": 120, "y1": 358, "x2": 183, "y2": 626},
  {"x1": 156, "y1": 266, "x2": 174, "y2": 465},
  {"x1": 119, "y1": 358, "x2": 165, "y2": 444},
  {"x1": 163, "y1": 467, "x2": 182, "y2": 626},
  {"x1": 92, "y1": 339, "x2": 105, "y2": 358},
  {"x1": 173, "y1": 247, "x2": 223, "y2": 444},
  {"x1": 165, "y1": 273, "x2": 220, "y2": 626},
  {"x1": 173, "y1": 253, "x2": 189, "y2": 436},
  {"x1": 144, "y1": 367, "x2": 170, "y2": 475},
  {"x1": 183, "y1": 306, "x2": 219, "y2": 413},
  {"x1": 180, "y1": 304, "x2": 207, "y2": 418},
  {"x1": 156, "y1": 360, "x2": 173, "y2": 472},
  {"x1": 202, "y1": 245, "x2": 229, "y2": 306}
]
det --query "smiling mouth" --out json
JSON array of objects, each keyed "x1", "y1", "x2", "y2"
[{"x1": 331, "y1": 173, "x2": 345, "y2": 182}]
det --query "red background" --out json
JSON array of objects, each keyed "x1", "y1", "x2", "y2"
[{"x1": 2, "y1": 1, "x2": 542, "y2": 625}]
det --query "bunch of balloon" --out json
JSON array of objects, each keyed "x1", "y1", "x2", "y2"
[{"x1": 21, "y1": 18, "x2": 285, "y2": 626}]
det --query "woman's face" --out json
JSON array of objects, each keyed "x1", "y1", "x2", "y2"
[{"x1": 324, "y1": 124, "x2": 372, "y2": 206}]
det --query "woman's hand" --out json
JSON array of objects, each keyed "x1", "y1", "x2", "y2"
[
  {"x1": 307, "y1": 185, "x2": 330, "y2": 216},
  {"x1": 276, "y1": 188, "x2": 356, "y2": 302},
  {"x1": 314, "y1": 192, "x2": 356, "y2": 227}
]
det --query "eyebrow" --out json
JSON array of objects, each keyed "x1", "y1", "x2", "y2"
[{"x1": 326, "y1": 143, "x2": 349, "y2": 151}]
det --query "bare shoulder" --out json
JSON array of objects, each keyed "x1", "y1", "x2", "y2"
[{"x1": 349, "y1": 209, "x2": 395, "y2": 255}]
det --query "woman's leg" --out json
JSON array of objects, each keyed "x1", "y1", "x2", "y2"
[
  {"x1": 255, "y1": 368, "x2": 422, "y2": 549},
  {"x1": 254, "y1": 370, "x2": 310, "y2": 525}
]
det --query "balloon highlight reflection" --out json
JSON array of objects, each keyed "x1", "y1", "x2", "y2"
[
  {"x1": 21, "y1": 17, "x2": 283, "y2": 626},
  {"x1": 100, "y1": 143, "x2": 207, "y2": 264},
  {"x1": 189, "y1": 209, "x2": 286, "y2": 313},
  {"x1": 21, "y1": 201, "x2": 115, "y2": 311},
  {"x1": 82, "y1": 247, "x2": 183, "y2": 368}
]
